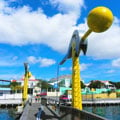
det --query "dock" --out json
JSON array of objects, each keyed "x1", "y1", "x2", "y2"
[
  {"x1": 1, "y1": 97, "x2": 120, "y2": 119},
  {"x1": 20, "y1": 102, "x2": 59, "y2": 120},
  {"x1": 19, "y1": 98, "x2": 107, "y2": 120},
  {"x1": 0, "y1": 99, "x2": 22, "y2": 105},
  {"x1": 43, "y1": 96, "x2": 120, "y2": 106},
  {"x1": 82, "y1": 98, "x2": 120, "y2": 106}
]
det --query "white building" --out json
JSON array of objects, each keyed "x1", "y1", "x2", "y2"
[
  {"x1": 16, "y1": 75, "x2": 39, "y2": 88},
  {"x1": 49, "y1": 75, "x2": 72, "y2": 88},
  {"x1": 86, "y1": 80, "x2": 116, "y2": 90},
  {"x1": 101, "y1": 81, "x2": 116, "y2": 90},
  {"x1": 11, "y1": 75, "x2": 40, "y2": 96}
]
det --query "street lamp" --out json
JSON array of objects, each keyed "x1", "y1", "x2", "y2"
[{"x1": 60, "y1": 6, "x2": 113, "y2": 110}]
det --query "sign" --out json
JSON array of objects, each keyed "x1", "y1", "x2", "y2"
[{"x1": 53, "y1": 83, "x2": 58, "y2": 89}]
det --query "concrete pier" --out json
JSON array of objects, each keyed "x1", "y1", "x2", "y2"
[
  {"x1": 20, "y1": 103, "x2": 59, "y2": 120},
  {"x1": 0, "y1": 99, "x2": 22, "y2": 105}
]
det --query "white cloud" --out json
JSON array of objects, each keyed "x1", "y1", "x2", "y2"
[
  {"x1": 59, "y1": 63, "x2": 91, "y2": 71},
  {"x1": 0, "y1": 0, "x2": 15, "y2": 14},
  {"x1": 0, "y1": 0, "x2": 120, "y2": 60},
  {"x1": 27, "y1": 56, "x2": 56, "y2": 67},
  {"x1": 59, "y1": 66, "x2": 72, "y2": 71},
  {"x1": 0, "y1": 73, "x2": 21, "y2": 80},
  {"x1": 86, "y1": 17, "x2": 120, "y2": 59},
  {"x1": 39, "y1": 57, "x2": 56, "y2": 67},
  {"x1": 49, "y1": 0, "x2": 84, "y2": 15},
  {"x1": 80, "y1": 63, "x2": 91, "y2": 71},
  {"x1": 0, "y1": 0, "x2": 84, "y2": 53},
  {"x1": 0, "y1": 55, "x2": 20, "y2": 66},
  {"x1": 27, "y1": 56, "x2": 38, "y2": 64},
  {"x1": 112, "y1": 58, "x2": 120, "y2": 67},
  {"x1": 60, "y1": 67, "x2": 67, "y2": 71}
]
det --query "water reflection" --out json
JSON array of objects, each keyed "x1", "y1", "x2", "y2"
[
  {"x1": 83, "y1": 105, "x2": 120, "y2": 120},
  {"x1": 0, "y1": 108, "x2": 16, "y2": 120}
]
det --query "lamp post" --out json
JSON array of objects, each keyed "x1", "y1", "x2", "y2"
[{"x1": 60, "y1": 6, "x2": 113, "y2": 110}]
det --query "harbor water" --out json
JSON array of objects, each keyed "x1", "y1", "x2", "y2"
[
  {"x1": 0, "y1": 105, "x2": 120, "y2": 120},
  {"x1": 83, "y1": 105, "x2": 120, "y2": 120},
  {"x1": 0, "y1": 108, "x2": 16, "y2": 120}
]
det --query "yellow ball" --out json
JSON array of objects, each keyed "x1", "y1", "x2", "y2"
[{"x1": 87, "y1": 6, "x2": 114, "y2": 33}]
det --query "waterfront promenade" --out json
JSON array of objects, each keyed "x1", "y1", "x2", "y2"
[
  {"x1": 20, "y1": 101, "x2": 107, "y2": 120},
  {"x1": 20, "y1": 102, "x2": 59, "y2": 120},
  {"x1": 44, "y1": 96, "x2": 120, "y2": 106},
  {"x1": 0, "y1": 99, "x2": 22, "y2": 105},
  {"x1": 19, "y1": 97, "x2": 108, "y2": 120},
  {"x1": 1, "y1": 96, "x2": 120, "y2": 119},
  {"x1": 1, "y1": 96, "x2": 120, "y2": 107}
]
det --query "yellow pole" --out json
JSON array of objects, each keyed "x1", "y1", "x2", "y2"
[
  {"x1": 72, "y1": 42, "x2": 82, "y2": 110},
  {"x1": 23, "y1": 72, "x2": 28, "y2": 101},
  {"x1": 22, "y1": 63, "x2": 30, "y2": 101},
  {"x1": 60, "y1": 6, "x2": 113, "y2": 111},
  {"x1": 81, "y1": 29, "x2": 92, "y2": 41}
]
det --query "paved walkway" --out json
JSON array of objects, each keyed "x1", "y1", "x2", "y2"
[{"x1": 26, "y1": 103, "x2": 58, "y2": 120}]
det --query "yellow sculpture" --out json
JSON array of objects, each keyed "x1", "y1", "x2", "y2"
[
  {"x1": 22, "y1": 63, "x2": 32, "y2": 101},
  {"x1": 87, "y1": 6, "x2": 113, "y2": 33},
  {"x1": 60, "y1": 6, "x2": 113, "y2": 110}
]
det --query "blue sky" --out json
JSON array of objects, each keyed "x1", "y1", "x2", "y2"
[{"x1": 0, "y1": 0, "x2": 120, "y2": 83}]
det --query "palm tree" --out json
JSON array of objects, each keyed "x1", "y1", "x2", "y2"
[
  {"x1": 36, "y1": 80, "x2": 53, "y2": 92},
  {"x1": 10, "y1": 81, "x2": 20, "y2": 93}
]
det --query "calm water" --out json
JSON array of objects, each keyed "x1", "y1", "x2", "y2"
[
  {"x1": 0, "y1": 108, "x2": 16, "y2": 120},
  {"x1": 83, "y1": 105, "x2": 120, "y2": 120},
  {"x1": 0, "y1": 105, "x2": 120, "y2": 120}
]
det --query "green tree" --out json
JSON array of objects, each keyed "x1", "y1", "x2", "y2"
[
  {"x1": 10, "y1": 81, "x2": 20, "y2": 93},
  {"x1": 115, "y1": 82, "x2": 120, "y2": 89},
  {"x1": 81, "y1": 81, "x2": 86, "y2": 88},
  {"x1": 89, "y1": 80, "x2": 105, "y2": 89},
  {"x1": 109, "y1": 81, "x2": 120, "y2": 89},
  {"x1": 36, "y1": 80, "x2": 53, "y2": 91},
  {"x1": 36, "y1": 80, "x2": 42, "y2": 88},
  {"x1": 0, "y1": 84, "x2": 10, "y2": 88}
]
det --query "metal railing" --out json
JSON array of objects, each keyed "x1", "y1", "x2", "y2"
[
  {"x1": 41, "y1": 97, "x2": 108, "y2": 120},
  {"x1": 59, "y1": 105, "x2": 107, "y2": 120}
]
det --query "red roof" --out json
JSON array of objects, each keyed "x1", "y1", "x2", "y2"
[
  {"x1": 12, "y1": 80, "x2": 17, "y2": 82},
  {"x1": 20, "y1": 79, "x2": 39, "y2": 81},
  {"x1": 50, "y1": 75, "x2": 71, "y2": 81}
]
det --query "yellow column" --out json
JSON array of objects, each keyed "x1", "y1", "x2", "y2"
[
  {"x1": 23, "y1": 72, "x2": 28, "y2": 101},
  {"x1": 72, "y1": 43, "x2": 82, "y2": 110}
]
